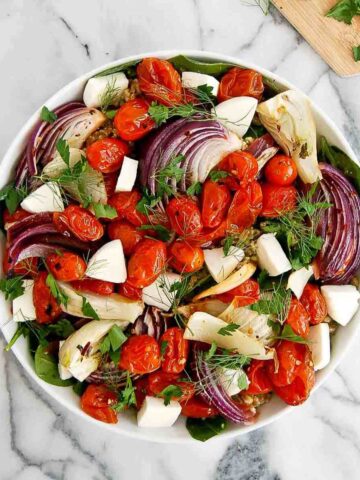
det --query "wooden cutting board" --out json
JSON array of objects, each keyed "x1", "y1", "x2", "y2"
[{"x1": 272, "y1": 0, "x2": 360, "y2": 77}]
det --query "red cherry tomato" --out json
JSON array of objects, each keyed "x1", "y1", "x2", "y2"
[
  {"x1": 108, "y1": 220, "x2": 144, "y2": 256},
  {"x1": 114, "y1": 98, "x2": 155, "y2": 141},
  {"x1": 33, "y1": 271, "x2": 62, "y2": 324},
  {"x1": 118, "y1": 281, "x2": 142, "y2": 300},
  {"x1": 261, "y1": 184, "x2": 297, "y2": 218},
  {"x1": 201, "y1": 180, "x2": 231, "y2": 229},
  {"x1": 286, "y1": 298, "x2": 311, "y2": 338},
  {"x1": 80, "y1": 384, "x2": 118, "y2": 423},
  {"x1": 86, "y1": 138, "x2": 130, "y2": 173},
  {"x1": 160, "y1": 327, "x2": 189, "y2": 374},
  {"x1": 218, "y1": 68, "x2": 264, "y2": 102},
  {"x1": 46, "y1": 251, "x2": 86, "y2": 282},
  {"x1": 264, "y1": 155, "x2": 297, "y2": 186},
  {"x1": 137, "y1": 57, "x2": 182, "y2": 106},
  {"x1": 134, "y1": 376, "x2": 150, "y2": 408},
  {"x1": 3, "y1": 208, "x2": 31, "y2": 226},
  {"x1": 244, "y1": 360, "x2": 272, "y2": 395},
  {"x1": 168, "y1": 241, "x2": 204, "y2": 273},
  {"x1": 216, "y1": 279, "x2": 260, "y2": 305},
  {"x1": 108, "y1": 190, "x2": 147, "y2": 227},
  {"x1": 103, "y1": 172, "x2": 118, "y2": 198},
  {"x1": 53, "y1": 205, "x2": 104, "y2": 242},
  {"x1": 227, "y1": 181, "x2": 262, "y2": 231},
  {"x1": 147, "y1": 371, "x2": 195, "y2": 402},
  {"x1": 3, "y1": 246, "x2": 38, "y2": 277},
  {"x1": 127, "y1": 238, "x2": 167, "y2": 288},
  {"x1": 181, "y1": 396, "x2": 218, "y2": 418},
  {"x1": 217, "y1": 151, "x2": 258, "y2": 187},
  {"x1": 189, "y1": 220, "x2": 227, "y2": 247},
  {"x1": 119, "y1": 335, "x2": 161, "y2": 374},
  {"x1": 166, "y1": 196, "x2": 203, "y2": 238},
  {"x1": 300, "y1": 284, "x2": 328, "y2": 325},
  {"x1": 266, "y1": 340, "x2": 308, "y2": 388},
  {"x1": 71, "y1": 278, "x2": 114, "y2": 296}
]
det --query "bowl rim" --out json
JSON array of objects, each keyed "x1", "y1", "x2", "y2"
[{"x1": 1, "y1": 49, "x2": 359, "y2": 444}]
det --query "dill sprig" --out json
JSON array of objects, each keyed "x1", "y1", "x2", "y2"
[
  {"x1": 240, "y1": 0, "x2": 271, "y2": 14},
  {"x1": 100, "y1": 77, "x2": 124, "y2": 111},
  {"x1": 251, "y1": 274, "x2": 291, "y2": 325}
]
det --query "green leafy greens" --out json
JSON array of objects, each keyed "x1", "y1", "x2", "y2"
[
  {"x1": 159, "y1": 385, "x2": 183, "y2": 406},
  {"x1": 46, "y1": 274, "x2": 69, "y2": 307},
  {"x1": 0, "y1": 182, "x2": 28, "y2": 215},
  {"x1": 186, "y1": 416, "x2": 227, "y2": 442},
  {"x1": 81, "y1": 297, "x2": 99, "y2": 320},
  {"x1": 0, "y1": 276, "x2": 24, "y2": 301},
  {"x1": 34, "y1": 344, "x2": 74, "y2": 386},
  {"x1": 112, "y1": 373, "x2": 136, "y2": 412}
]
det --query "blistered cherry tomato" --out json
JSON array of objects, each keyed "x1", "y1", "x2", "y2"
[
  {"x1": 127, "y1": 238, "x2": 167, "y2": 288},
  {"x1": 244, "y1": 360, "x2": 272, "y2": 395},
  {"x1": 217, "y1": 151, "x2": 258, "y2": 186},
  {"x1": 216, "y1": 279, "x2": 260, "y2": 305},
  {"x1": 3, "y1": 246, "x2": 38, "y2": 277},
  {"x1": 300, "y1": 284, "x2": 327, "y2": 325},
  {"x1": 189, "y1": 220, "x2": 227, "y2": 247},
  {"x1": 46, "y1": 251, "x2": 86, "y2": 282},
  {"x1": 71, "y1": 278, "x2": 114, "y2": 296},
  {"x1": 3, "y1": 208, "x2": 31, "y2": 226},
  {"x1": 134, "y1": 376, "x2": 150, "y2": 408},
  {"x1": 166, "y1": 196, "x2": 203, "y2": 237},
  {"x1": 53, "y1": 205, "x2": 104, "y2": 242},
  {"x1": 86, "y1": 138, "x2": 129, "y2": 173},
  {"x1": 118, "y1": 281, "x2": 142, "y2": 300},
  {"x1": 114, "y1": 98, "x2": 155, "y2": 141},
  {"x1": 80, "y1": 384, "x2": 118, "y2": 424},
  {"x1": 33, "y1": 271, "x2": 62, "y2": 324},
  {"x1": 103, "y1": 172, "x2": 118, "y2": 197},
  {"x1": 201, "y1": 180, "x2": 231, "y2": 229},
  {"x1": 181, "y1": 396, "x2": 218, "y2": 418},
  {"x1": 108, "y1": 220, "x2": 144, "y2": 255},
  {"x1": 137, "y1": 57, "x2": 182, "y2": 106},
  {"x1": 218, "y1": 68, "x2": 264, "y2": 102},
  {"x1": 227, "y1": 181, "x2": 262, "y2": 231},
  {"x1": 160, "y1": 327, "x2": 189, "y2": 374},
  {"x1": 261, "y1": 184, "x2": 297, "y2": 217},
  {"x1": 264, "y1": 155, "x2": 297, "y2": 186},
  {"x1": 286, "y1": 298, "x2": 311, "y2": 338},
  {"x1": 119, "y1": 335, "x2": 161, "y2": 374},
  {"x1": 147, "y1": 371, "x2": 195, "y2": 402},
  {"x1": 168, "y1": 241, "x2": 204, "y2": 273},
  {"x1": 266, "y1": 340, "x2": 307, "y2": 388},
  {"x1": 108, "y1": 190, "x2": 147, "y2": 227}
]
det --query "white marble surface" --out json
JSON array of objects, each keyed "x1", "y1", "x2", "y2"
[{"x1": 1, "y1": 1, "x2": 360, "y2": 479}]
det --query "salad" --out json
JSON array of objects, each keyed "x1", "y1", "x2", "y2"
[{"x1": 1, "y1": 54, "x2": 360, "y2": 442}]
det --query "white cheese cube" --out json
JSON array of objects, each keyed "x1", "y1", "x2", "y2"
[
  {"x1": 212, "y1": 97, "x2": 257, "y2": 138},
  {"x1": 137, "y1": 396, "x2": 181, "y2": 428},
  {"x1": 308, "y1": 323, "x2": 330, "y2": 371},
  {"x1": 287, "y1": 266, "x2": 313, "y2": 298},
  {"x1": 21, "y1": 182, "x2": 64, "y2": 213},
  {"x1": 142, "y1": 272, "x2": 182, "y2": 311},
  {"x1": 12, "y1": 279, "x2": 36, "y2": 322},
  {"x1": 115, "y1": 156, "x2": 138, "y2": 192},
  {"x1": 256, "y1": 233, "x2": 291, "y2": 277},
  {"x1": 83, "y1": 73, "x2": 129, "y2": 108},
  {"x1": 86, "y1": 240, "x2": 127, "y2": 283},
  {"x1": 204, "y1": 246, "x2": 244, "y2": 283},
  {"x1": 320, "y1": 285, "x2": 360, "y2": 326},
  {"x1": 58, "y1": 341, "x2": 72, "y2": 380},
  {"x1": 181, "y1": 72, "x2": 219, "y2": 96},
  {"x1": 217, "y1": 367, "x2": 249, "y2": 396}
]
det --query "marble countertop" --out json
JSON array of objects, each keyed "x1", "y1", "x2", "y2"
[{"x1": 1, "y1": 1, "x2": 360, "y2": 479}]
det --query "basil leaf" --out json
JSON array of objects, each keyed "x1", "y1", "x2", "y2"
[
  {"x1": 186, "y1": 416, "x2": 227, "y2": 442},
  {"x1": 168, "y1": 55, "x2": 234, "y2": 77},
  {"x1": 34, "y1": 345, "x2": 74, "y2": 386}
]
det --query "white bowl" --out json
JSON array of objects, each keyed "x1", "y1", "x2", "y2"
[{"x1": 1, "y1": 50, "x2": 359, "y2": 443}]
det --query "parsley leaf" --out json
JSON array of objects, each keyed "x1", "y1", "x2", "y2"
[
  {"x1": 0, "y1": 276, "x2": 24, "y2": 301},
  {"x1": 237, "y1": 371, "x2": 249, "y2": 391},
  {"x1": 326, "y1": 0, "x2": 360, "y2": 25},
  {"x1": 92, "y1": 202, "x2": 117, "y2": 219},
  {"x1": 40, "y1": 106, "x2": 57, "y2": 124},
  {"x1": 275, "y1": 324, "x2": 309, "y2": 344},
  {"x1": 205, "y1": 341, "x2": 217, "y2": 360},
  {"x1": 217, "y1": 323, "x2": 240, "y2": 336},
  {"x1": 160, "y1": 384, "x2": 183, "y2": 406},
  {"x1": 112, "y1": 373, "x2": 136, "y2": 412},
  {"x1": 136, "y1": 188, "x2": 161, "y2": 216},
  {"x1": 56, "y1": 138, "x2": 70, "y2": 167},
  {"x1": 0, "y1": 182, "x2": 28, "y2": 215},
  {"x1": 154, "y1": 154, "x2": 185, "y2": 197},
  {"x1": 148, "y1": 102, "x2": 169, "y2": 125},
  {"x1": 353, "y1": 45, "x2": 360, "y2": 61},
  {"x1": 209, "y1": 170, "x2": 229, "y2": 182},
  {"x1": 186, "y1": 181, "x2": 202, "y2": 196},
  {"x1": 138, "y1": 224, "x2": 171, "y2": 242},
  {"x1": 81, "y1": 297, "x2": 99, "y2": 320},
  {"x1": 46, "y1": 274, "x2": 68, "y2": 307}
]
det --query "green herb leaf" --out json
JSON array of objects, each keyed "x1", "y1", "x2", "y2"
[
  {"x1": 108, "y1": 324, "x2": 127, "y2": 351},
  {"x1": 237, "y1": 371, "x2": 249, "y2": 391},
  {"x1": 168, "y1": 55, "x2": 234, "y2": 77},
  {"x1": 275, "y1": 324, "x2": 309, "y2": 344},
  {"x1": 112, "y1": 372, "x2": 136, "y2": 412},
  {"x1": 326, "y1": 0, "x2": 360, "y2": 25},
  {"x1": 136, "y1": 188, "x2": 161, "y2": 216},
  {"x1": 104, "y1": 109, "x2": 118, "y2": 119},
  {"x1": 205, "y1": 341, "x2": 217, "y2": 360},
  {"x1": 160, "y1": 340, "x2": 169, "y2": 357},
  {"x1": 251, "y1": 280, "x2": 291, "y2": 324},
  {"x1": 217, "y1": 323, "x2": 240, "y2": 336},
  {"x1": 209, "y1": 170, "x2": 229, "y2": 182},
  {"x1": 46, "y1": 274, "x2": 68, "y2": 307},
  {"x1": 34, "y1": 344, "x2": 74, "y2": 386},
  {"x1": 186, "y1": 416, "x2": 227, "y2": 442},
  {"x1": 0, "y1": 182, "x2": 28, "y2": 215},
  {"x1": 56, "y1": 138, "x2": 70, "y2": 167},
  {"x1": 73, "y1": 381, "x2": 87, "y2": 396},
  {"x1": 40, "y1": 105, "x2": 57, "y2": 124},
  {"x1": 4, "y1": 323, "x2": 30, "y2": 351},
  {"x1": 0, "y1": 276, "x2": 24, "y2": 301},
  {"x1": 155, "y1": 154, "x2": 185, "y2": 197},
  {"x1": 92, "y1": 202, "x2": 117, "y2": 219},
  {"x1": 186, "y1": 181, "x2": 202, "y2": 196},
  {"x1": 46, "y1": 318, "x2": 75, "y2": 338},
  {"x1": 138, "y1": 224, "x2": 171, "y2": 242},
  {"x1": 148, "y1": 102, "x2": 169, "y2": 126},
  {"x1": 160, "y1": 384, "x2": 183, "y2": 406},
  {"x1": 81, "y1": 297, "x2": 99, "y2": 320},
  {"x1": 353, "y1": 45, "x2": 360, "y2": 61},
  {"x1": 99, "y1": 334, "x2": 111, "y2": 354}
]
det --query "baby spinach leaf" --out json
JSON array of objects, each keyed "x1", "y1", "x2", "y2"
[
  {"x1": 93, "y1": 60, "x2": 140, "y2": 78},
  {"x1": 186, "y1": 416, "x2": 227, "y2": 442},
  {"x1": 34, "y1": 345, "x2": 74, "y2": 386},
  {"x1": 168, "y1": 55, "x2": 234, "y2": 77}
]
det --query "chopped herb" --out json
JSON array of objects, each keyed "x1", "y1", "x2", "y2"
[
  {"x1": 154, "y1": 154, "x2": 185, "y2": 197},
  {"x1": 0, "y1": 182, "x2": 28, "y2": 215},
  {"x1": 112, "y1": 372, "x2": 136, "y2": 412},
  {"x1": 353, "y1": 45, "x2": 360, "y2": 61},
  {"x1": 138, "y1": 224, "x2": 171, "y2": 242},
  {"x1": 204, "y1": 348, "x2": 250, "y2": 371},
  {"x1": 136, "y1": 188, "x2": 161, "y2": 216},
  {"x1": 108, "y1": 324, "x2": 127, "y2": 351},
  {"x1": 56, "y1": 138, "x2": 70, "y2": 167},
  {"x1": 186, "y1": 416, "x2": 227, "y2": 442},
  {"x1": 160, "y1": 340, "x2": 169, "y2": 357},
  {"x1": 326, "y1": 0, "x2": 360, "y2": 25},
  {"x1": 81, "y1": 297, "x2": 99, "y2": 320},
  {"x1": 0, "y1": 276, "x2": 24, "y2": 301},
  {"x1": 196, "y1": 84, "x2": 216, "y2": 103},
  {"x1": 217, "y1": 323, "x2": 240, "y2": 336},
  {"x1": 46, "y1": 274, "x2": 69, "y2": 307},
  {"x1": 100, "y1": 77, "x2": 124, "y2": 111},
  {"x1": 40, "y1": 106, "x2": 57, "y2": 124},
  {"x1": 275, "y1": 324, "x2": 309, "y2": 344},
  {"x1": 205, "y1": 341, "x2": 217, "y2": 361},
  {"x1": 159, "y1": 384, "x2": 183, "y2": 406},
  {"x1": 186, "y1": 181, "x2": 202, "y2": 196},
  {"x1": 92, "y1": 202, "x2": 117, "y2": 219},
  {"x1": 209, "y1": 170, "x2": 229, "y2": 182}
]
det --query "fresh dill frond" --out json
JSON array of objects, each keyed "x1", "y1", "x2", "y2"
[
  {"x1": 240, "y1": 0, "x2": 271, "y2": 15},
  {"x1": 250, "y1": 275, "x2": 291, "y2": 325},
  {"x1": 100, "y1": 77, "x2": 124, "y2": 111}
]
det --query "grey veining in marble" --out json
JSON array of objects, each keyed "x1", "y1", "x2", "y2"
[{"x1": 1, "y1": 1, "x2": 360, "y2": 479}]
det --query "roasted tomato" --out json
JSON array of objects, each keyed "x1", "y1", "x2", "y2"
[
  {"x1": 137, "y1": 57, "x2": 182, "y2": 106},
  {"x1": 181, "y1": 396, "x2": 218, "y2": 418},
  {"x1": 119, "y1": 335, "x2": 161, "y2": 374},
  {"x1": 86, "y1": 138, "x2": 129, "y2": 173},
  {"x1": 260, "y1": 184, "x2": 297, "y2": 217},
  {"x1": 80, "y1": 384, "x2": 118, "y2": 424},
  {"x1": 108, "y1": 190, "x2": 147, "y2": 227},
  {"x1": 227, "y1": 181, "x2": 262, "y2": 231},
  {"x1": 201, "y1": 180, "x2": 231, "y2": 229},
  {"x1": 108, "y1": 220, "x2": 144, "y2": 256},
  {"x1": 244, "y1": 360, "x2": 272, "y2": 395},
  {"x1": 127, "y1": 238, "x2": 167, "y2": 288},
  {"x1": 147, "y1": 371, "x2": 195, "y2": 403},
  {"x1": 168, "y1": 240, "x2": 204, "y2": 273},
  {"x1": 166, "y1": 196, "x2": 203, "y2": 237},
  {"x1": 118, "y1": 281, "x2": 142, "y2": 300},
  {"x1": 300, "y1": 284, "x2": 327, "y2": 325},
  {"x1": 71, "y1": 278, "x2": 114, "y2": 296},
  {"x1": 217, "y1": 151, "x2": 258, "y2": 187},
  {"x1": 286, "y1": 298, "x2": 311, "y2": 338},
  {"x1": 264, "y1": 155, "x2": 297, "y2": 186},
  {"x1": 134, "y1": 376, "x2": 150, "y2": 408},
  {"x1": 114, "y1": 98, "x2": 155, "y2": 141},
  {"x1": 267, "y1": 340, "x2": 308, "y2": 388},
  {"x1": 103, "y1": 172, "x2": 118, "y2": 197},
  {"x1": 53, "y1": 205, "x2": 104, "y2": 242},
  {"x1": 216, "y1": 279, "x2": 260, "y2": 306},
  {"x1": 218, "y1": 68, "x2": 264, "y2": 102},
  {"x1": 3, "y1": 207, "x2": 31, "y2": 226},
  {"x1": 33, "y1": 271, "x2": 62, "y2": 324},
  {"x1": 46, "y1": 251, "x2": 86, "y2": 282},
  {"x1": 189, "y1": 220, "x2": 227, "y2": 247},
  {"x1": 3, "y1": 247, "x2": 38, "y2": 277},
  {"x1": 160, "y1": 327, "x2": 189, "y2": 374}
]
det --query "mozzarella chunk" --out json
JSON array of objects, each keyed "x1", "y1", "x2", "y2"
[
  {"x1": 12, "y1": 280, "x2": 36, "y2": 322},
  {"x1": 83, "y1": 73, "x2": 129, "y2": 108},
  {"x1": 256, "y1": 233, "x2": 291, "y2": 277},
  {"x1": 204, "y1": 246, "x2": 244, "y2": 283},
  {"x1": 287, "y1": 266, "x2": 313, "y2": 298},
  {"x1": 212, "y1": 97, "x2": 257, "y2": 138},
  {"x1": 58, "y1": 341, "x2": 72, "y2": 380},
  {"x1": 86, "y1": 240, "x2": 127, "y2": 283},
  {"x1": 320, "y1": 285, "x2": 360, "y2": 326},
  {"x1": 142, "y1": 272, "x2": 182, "y2": 311},
  {"x1": 115, "y1": 156, "x2": 138, "y2": 192},
  {"x1": 21, "y1": 182, "x2": 64, "y2": 213},
  {"x1": 181, "y1": 72, "x2": 219, "y2": 96},
  {"x1": 217, "y1": 367, "x2": 249, "y2": 396},
  {"x1": 308, "y1": 323, "x2": 330, "y2": 371},
  {"x1": 137, "y1": 396, "x2": 181, "y2": 428}
]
